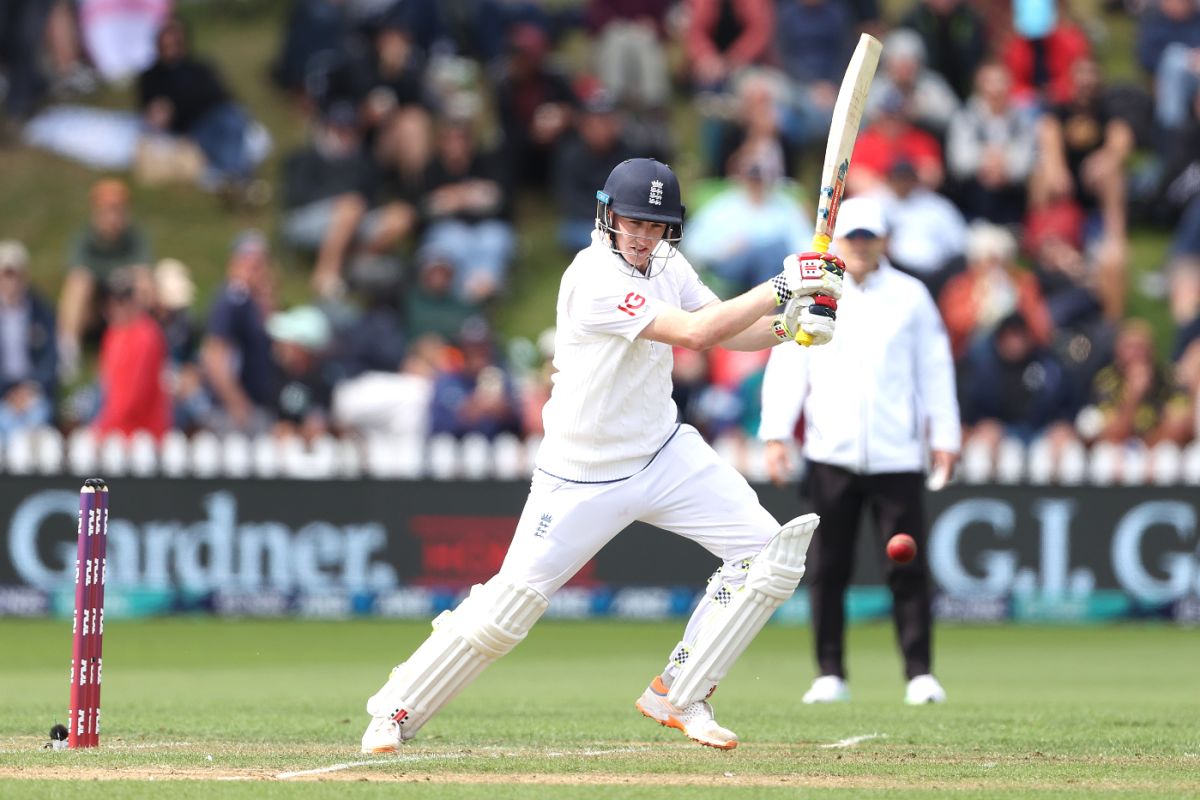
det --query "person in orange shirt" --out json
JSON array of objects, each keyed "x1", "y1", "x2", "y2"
[
  {"x1": 938, "y1": 221, "x2": 1053, "y2": 361},
  {"x1": 92, "y1": 268, "x2": 170, "y2": 439}
]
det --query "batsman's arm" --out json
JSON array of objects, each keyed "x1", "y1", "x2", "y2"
[{"x1": 638, "y1": 283, "x2": 779, "y2": 351}]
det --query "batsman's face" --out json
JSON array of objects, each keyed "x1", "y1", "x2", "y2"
[{"x1": 613, "y1": 215, "x2": 667, "y2": 271}]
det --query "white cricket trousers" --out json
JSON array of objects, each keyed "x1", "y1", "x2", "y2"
[{"x1": 499, "y1": 425, "x2": 780, "y2": 680}]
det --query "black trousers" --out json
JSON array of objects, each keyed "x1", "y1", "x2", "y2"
[{"x1": 804, "y1": 461, "x2": 932, "y2": 680}]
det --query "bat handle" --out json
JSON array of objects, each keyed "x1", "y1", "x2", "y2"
[{"x1": 795, "y1": 233, "x2": 834, "y2": 346}]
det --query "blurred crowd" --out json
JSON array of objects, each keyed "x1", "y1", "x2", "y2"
[{"x1": 2, "y1": 0, "x2": 1200, "y2": 483}]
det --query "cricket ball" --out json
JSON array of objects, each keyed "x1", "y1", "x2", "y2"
[{"x1": 886, "y1": 533, "x2": 917, "y2": 564}]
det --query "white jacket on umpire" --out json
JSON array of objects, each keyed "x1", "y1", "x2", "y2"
[{"x1": 758, "y1": 260, "x2": 961, "y2": 474}]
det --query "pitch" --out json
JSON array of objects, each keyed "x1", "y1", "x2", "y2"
[{"x1": 1, "y1": 618, "x2": 1197, "y2": 798}]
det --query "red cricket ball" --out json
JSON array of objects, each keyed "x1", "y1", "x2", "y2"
[{"x1": 886, "y1": 533, "x2": 917, "y2": 564}]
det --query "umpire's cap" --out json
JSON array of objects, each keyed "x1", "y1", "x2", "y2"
[{"x1": 597, "y1": 158, "x2": 683, "y2": 227}]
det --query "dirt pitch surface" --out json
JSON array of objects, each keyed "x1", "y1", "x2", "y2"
[{"x1": 0, "y1": 739, "x2": 1190, "y2": 793}]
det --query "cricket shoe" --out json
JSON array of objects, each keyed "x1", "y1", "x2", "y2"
[
  {"x1": 363, "y1": 663, "x2": 417, "y2": 753},
  {"x1": 802, "y1": 675, "x2": 850, "y2": 704},
  {"x1": 904, "y1": 674, "x2": 947, "y2": 705},
  {"x1": 635, "y1": 676, "x2": 738, "y2": 750},
  {"x1": 361, "y1": 714, "x2": 404, "y2": 753}
]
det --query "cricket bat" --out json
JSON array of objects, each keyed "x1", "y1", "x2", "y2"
[{"x1": 795, "y1": 33, "x2": 882, "y2": 347}]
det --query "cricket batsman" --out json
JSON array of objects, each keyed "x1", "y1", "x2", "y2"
[{"x1": 361, "y1": 158, "x2": 845, "y2": 751}]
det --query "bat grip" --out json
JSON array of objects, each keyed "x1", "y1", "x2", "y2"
[{"x1": 796, "y1": 233, "x2": 834, "y2": 346}]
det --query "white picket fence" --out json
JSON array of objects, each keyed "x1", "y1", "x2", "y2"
[{"x1": 1, "y1": 427, "x2": 1199, "y2": 485}]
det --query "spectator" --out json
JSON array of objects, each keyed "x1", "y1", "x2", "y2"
[
  {"x1": 865, "y1": 28, "x2": 960, "y2": 139},
  {"x1": 1001, "y1": 0, "x2": 1091, "y2": 107},
  {"x1": 1025, "y1": 205, "x2": 1103, "y2": 328},
  {"x1": 92, "y1": 269, "x2": 170, "y2": 439},
  {"x1": 0, "y1": 241, "x2": 56, "y2": 438},
  {"x1": 199, "y1": 231, "x2": 275, "y2": 435},
  {"x1": 152, "y1": 258, "x2": 210, "y2": 432},
  {"x1": 846, "y1": 0, "x2": 882, "y2": 29},
  {"x1": 1137, "y1": 0, "x2": 1200, "y2": 76},
  {"x1": 553, "y1": 90, "x2": 635, "y2": 252},
  {"x1": 360, "y1": 15, "x2": 432, "y2": 130},
  {"x1": 429, "y1": 318, "x2": 520, "y2": 439},
  {"x1": 374, "y1": 105, "x2": 435, "y2": 221},
  {"x1": 945, "y1": 61, "x2": 1037, "y2": 226},
  {"x1": 874, "y1": 160, "x2": 967, "y2": 299},
  {"x1": 0, "y1": 0, "x2": 56, "y2": 118},
  {"x1": 1084, "y1": 319, "x2": 1193, "y2": 446},
  {"x1": 138, "y1": 17, "x2": 261, "y2": 190},
  {"x1": 404, "y1": 246, "x2": 482, "y2": 341},
  {"x1": 332, "y1": 332, "x2": 442, "y2": 438},
  {"x1": 1176, "y1": 341, "x2": 1200, "y2": 444},
  {"x1": 1170, "y1": 255, "x2": 1200, "y2": 363},
  {"x1": 1145, "y1": 0, "x2": 1200, "y2": 133},
  {"x1": 685, "y1": 0, "x2": 773, "y2": 92},
  {"x1": 711, "y1": 70, "x2": 798, "y2": 179},
  {"x1": 671, "y1": 345, "x2": 712, "y2": 434},
  {"x1": 684, "y1": 142, "x2": 812, "y2": 295},
  {"x1": 434, "y1": 0, "x2": 527, "y2": 66},
  {"x1": 517, "y1": 326, "x2": 556, "y2": 437},
  {"x1": 265, "y1": 305, "x2": 336, "y2": 442},
  {"x1": 280, "y1": 102, "x2": 408, "y2": 297},
  {"x1": 683, "y1": 346, "x2": 770, "y2": 439},
  {"x1": 1144, "y1": 107, "x2": 1200, "y2": 233},
  {"x1": 773, "y1": 0, "x2": 852, "y2": 147},
  {"x1": 848, "y1": 87, "x2": 944, "y2": 194},
  {"x1": 900, "y1": 0, "x2": 989, "y2": 101},
  {"x1": 494, "y1": 23, "x2": 576, "y2": 189},
  {"x1": 271, "y1": 0, "x2": 352, "y2": 94},
  {"x1": 586, "y1": 0, "x2": 671, "y2": 110},
  {"x1": 422, "y1": 119, "x2": 516, "y2": 304},
  {"x1": 1029, "y1": 58, "x2": 1133, "y2": 292},
  {"x1": 960, "y1": 312, "x2": 1078, "y2": 451},
  {"x1": 1021, "y1": 209, "x2": 1118, "y2": 403},
  {"x1": 1137, "y1": 0, "x2": 1200, "y2": 133},
  {"x1": 939, "y1": 222, "x2": 1053, "y2": 360},
  {"x1": 57, "y1": 179, "x2": 152, "y2": 381},
  {"x1": 330, "y1": 299, "x2": 407, "y2": 380}
]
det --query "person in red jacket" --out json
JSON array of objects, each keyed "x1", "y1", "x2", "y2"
[
  {"x1": 849, "y1": 88, "x2": 944, "y2": 195},
  {"x1": 1001, "y1": 6, "x2": 1091, "y2": 107},
  {"x1": 93, "y1": 268, "x2": 171, "y2": 439}
]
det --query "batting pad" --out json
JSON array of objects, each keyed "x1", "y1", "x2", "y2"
[
  {"x1": 366, "y1": 576, "x2": 549, "y2": 737},
  {"x1": 668, "y1": 514, "x2": 818, "y2": 707}
]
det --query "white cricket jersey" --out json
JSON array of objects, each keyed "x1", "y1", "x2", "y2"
[{"x1": 535, "y1": 230, "x2": 718, "y2": 482}]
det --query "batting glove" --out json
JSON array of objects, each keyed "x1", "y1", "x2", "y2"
[
  {"x1": 771, "y1": 252, "x2": 845, "y2": 305},
  {"x1": 772, "y1": 294, "x2": 837, "y2": 347}
]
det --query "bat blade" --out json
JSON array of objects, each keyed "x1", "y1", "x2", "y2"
[{"x1": 811, "y1": 33, "x2": 883, "y2": 253}]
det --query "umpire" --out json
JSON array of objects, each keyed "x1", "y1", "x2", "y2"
[{"x1": 759, "y1": 197, "x2": 961, "y2": 705}]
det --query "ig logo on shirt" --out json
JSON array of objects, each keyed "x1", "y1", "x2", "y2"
[{"x1": 617, "y1": 292, "x2": 646, "y2": 317}]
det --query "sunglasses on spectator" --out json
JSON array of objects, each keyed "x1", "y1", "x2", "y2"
[{"x1": 843, "y1": 230, "x2": 880, "y2": 240}]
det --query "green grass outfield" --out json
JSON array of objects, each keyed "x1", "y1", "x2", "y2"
[{"x1": 1, "y1": 619, "x2": 1197, "y2": 798}]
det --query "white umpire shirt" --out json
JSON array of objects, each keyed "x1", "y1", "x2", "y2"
[
  {"x1": 758, "y1": 259, "x2": 961, "y2": 474},
  {"x1": 536, "y1": 229, "x2": 718, "y2": 483}
]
